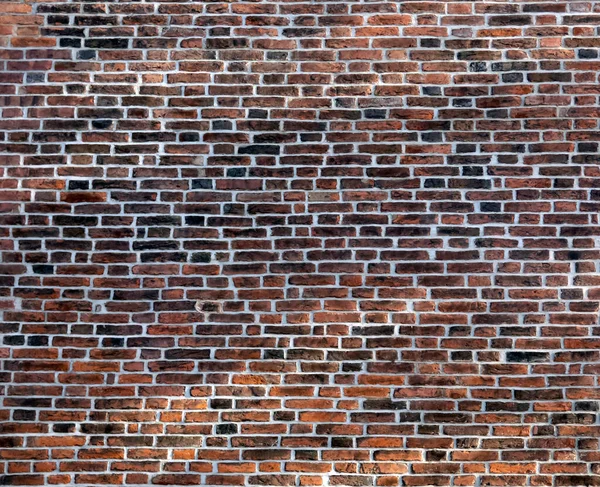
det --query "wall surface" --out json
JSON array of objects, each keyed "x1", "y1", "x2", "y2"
[{"x1": 2, "y1": 0, "x2": 600, "y2": 486}]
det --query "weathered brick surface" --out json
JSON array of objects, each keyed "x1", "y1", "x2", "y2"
[{"x1": 2, "y1": 0, "x2": 600, "y2": 485}]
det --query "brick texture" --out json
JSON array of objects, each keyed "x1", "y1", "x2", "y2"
[{"x1": 2, "y1": 0, "x2": 600, "y2": 486}]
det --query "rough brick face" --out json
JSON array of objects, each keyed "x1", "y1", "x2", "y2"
[{"x1": 1, "y1": 0, "x2": 600, "y2": 485}]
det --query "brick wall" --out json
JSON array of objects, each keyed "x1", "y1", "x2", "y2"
[{"x1": 2, "y1": 0, "x2": 600, "y2": 486}]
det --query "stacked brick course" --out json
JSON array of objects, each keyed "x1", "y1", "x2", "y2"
[{"x1": 2, "y1": 0, "x2": 600, "y2": 485}]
